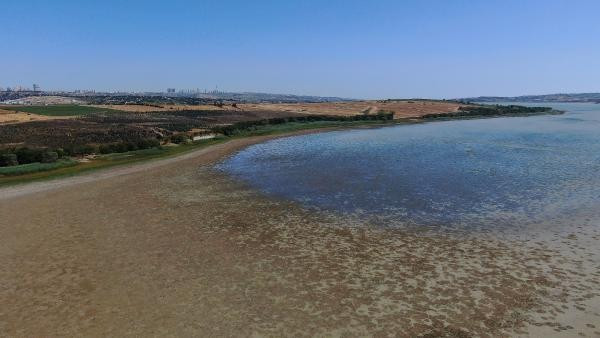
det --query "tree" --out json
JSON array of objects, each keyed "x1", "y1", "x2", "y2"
[{"x1": 0, "y1": 153, "x2": 18, "y2": 167}]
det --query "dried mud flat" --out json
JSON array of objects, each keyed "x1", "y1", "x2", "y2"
[{"x1": 1, "y1": 135, "x2": 599, "y2": 337}]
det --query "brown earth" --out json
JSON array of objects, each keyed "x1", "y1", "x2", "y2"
[
  {"x1": 1, "y1": 132, "x2": 599, "y2": 337},
  {"x1": 0, "y1": 108, "x2": 72, "y2": 124},
  {"x1": 90, "y1": 100, "x2": 466, "y2": 119},
  {"x1": 239, "y1": 100, "x2": 467, "y2": 119}
]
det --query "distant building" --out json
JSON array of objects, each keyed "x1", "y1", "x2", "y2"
[
  {"x1": 167, "y1": 88, "x2": 176, "y2": 93},
  {"x1": 33, "y1": 84, "x2": 40, "y2": 92}
]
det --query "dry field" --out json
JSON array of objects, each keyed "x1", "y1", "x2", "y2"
[
  {"x1": 90, "y1": 100, "x2": 466, "y2": 119},
  {"x1": 1, "y1": 133, "x2": 599, "y2": 337},
  {"x1": 0, "y1": 108, "x2": 71, "y2": 124},
  {"x1": 240, "y1": 100, "x2": 466, "y2": 118}
]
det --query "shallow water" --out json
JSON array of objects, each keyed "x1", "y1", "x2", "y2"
[{"x1": 217, "y1": 102, "x2": 600, "y2": 231}]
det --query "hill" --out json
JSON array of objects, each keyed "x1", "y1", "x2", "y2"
[{"x1": 461, "y1": 93, "x2": 600, "y2": 103}]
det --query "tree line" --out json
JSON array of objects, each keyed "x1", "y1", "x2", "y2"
[
  {"x1": 212, "y1": 112, "x2": 394, "y2": 136},
  {"x1": 421, "y1": 105, "x2": 553, "y2": 119}
]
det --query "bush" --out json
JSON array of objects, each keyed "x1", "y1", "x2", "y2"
[
  {"x1": 14, "y1": 147, "x2": 43, "y2": 164},
  {"x1": 170, "y1": 134, "x2": 189, "y2": 144},
  {"x1": 125, "y1": 142, "x2": 138, "y2": 151},
  {"x1": 55, "y1": 148, "x2": 66, "y2": 158},
  {"x1": 98, "y1": 144, "x2": 111, "y2": 154},
  {"x1": 41, "y1": 151, "x2": 59, "y2": 163},
  {"x1": 136, "y1": 138, "x2": 161, "y2": 150},
  {"x1": 211, "y1": 112, "x2": 395, "y2": 136},
  {"x1": 0, "y1": 153, "x2": 18, "y2": 167},
  {"x1": 110, "y1": 143, "x2": 128, "y2": 153}
]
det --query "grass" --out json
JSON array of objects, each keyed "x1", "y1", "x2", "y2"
[
  {"x1": 0, "y1": 159, "x2": 78, "y2": 176},
  {"x1": 227, "y1": 120, "x2": 394, "y2": 137},
  {"x1": 2, "y1": 104, "x2": 123, "y2": 116},
  {"x1": 0, "y1": 119, "x2": 398, "y2": 187},
  {"x1": 0, "y1": 139, "x2": 226, "y2": 187}
]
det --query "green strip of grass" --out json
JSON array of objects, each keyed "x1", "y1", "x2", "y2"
[
  {"x1": 0, "y1": 159, "x2": 78, "y2": 176},
  {"x1": 228, "y1": 120, "x2": 394, "y2": 137},
  {"x1": 0, "y1": 119, "x2": 398, "y2": 187},
  {"x1": 3, "y1": 104, "x2": 123, "y2": 116},
  {"x1": 0, "y1": 139, "x2": 226, "y2": 187}
]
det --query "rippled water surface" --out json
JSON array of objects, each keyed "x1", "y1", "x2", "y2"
[{"x1": 217, "y1": 103, "x2": 600, "y2": 230}]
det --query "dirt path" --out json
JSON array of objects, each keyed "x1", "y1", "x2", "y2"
[{"x1": 1, "y1": 130, "x2": 599, "y2": 337}]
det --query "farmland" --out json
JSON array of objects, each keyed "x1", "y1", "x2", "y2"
[{"x1": 238, "y1": 99, "x2": 468, "y2": 118}]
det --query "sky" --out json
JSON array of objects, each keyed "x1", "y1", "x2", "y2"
[{"x1": 1, "y1": 0, "x2": 600, "y2": 99}]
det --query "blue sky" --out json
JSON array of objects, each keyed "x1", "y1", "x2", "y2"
[{"x1": 2, "y1": 0, "x2": 599, "y2": 99}]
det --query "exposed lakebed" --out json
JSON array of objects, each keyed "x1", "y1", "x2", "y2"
[{"x1": 217, "y1": 103, "x2": 600, "y2": 231}]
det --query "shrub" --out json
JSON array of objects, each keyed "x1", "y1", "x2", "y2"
[
  {"x1": 41, "y1": 151, "x2": 59, "y2": 163},
  {"x1": 125, "y1": 142, "x2": 138, "y2": 151},
  {"x1": 136, "y1": 138, "x2": 161, "y2": 150},
  {"x1": 72, "y1": 144, "x2": 97, "y2": 155},
  {"x1": 170, "y1": 134, "x2": 189, "y2": 144},
  {"x1": 0, "y1": 153, "x2": 18, "y2": 167},
  {"x1": 55, "y1": 148, "x2": 66, "y2": 158},
  {"x1": 110, "y1": 143, "x2": 128, "y2": 153},
  {"x1": 99, "y1": 144, "x2": 111, "y2": 154},
  {"x1": 14, "y1": 147, "x2": 43, "y2": 164}
]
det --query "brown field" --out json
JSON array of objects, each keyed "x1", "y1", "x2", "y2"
[
  {"x1": 91, "y1": 100, "x2": 466, "y2": 119},
  {"x1": 0, "y1": 108, "x2": 71, "y2": 124},
  {"x1": 239, "y1": 100, "x2": 466, "y2": 118},
  {"x1": 1, "y1": 133, "x2": 599, "y2": 336}
]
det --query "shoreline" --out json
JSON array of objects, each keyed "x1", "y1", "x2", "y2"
[
  {"x1": 0, "y1": 107, "x2": 561, "y2": 189},
  {"x1": 2, "y1": 108, "x2": 598, "y2": 336},
  {"x1": 0, "y1": 125, "x2": 382, "y2": 198}
]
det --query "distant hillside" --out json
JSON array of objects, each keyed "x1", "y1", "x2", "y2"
[
  {"x1": 1, "y1": 90, "x2": 353, "y2": 104},
  {"x1": 193, "y1": 91, "x2": 353, "y2": 103},
  {"x1": 460, "y1": 93, "x2": 600, "y2": 103}
]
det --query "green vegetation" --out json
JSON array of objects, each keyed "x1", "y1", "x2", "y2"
[
  {"x1": 0, "y1": 118, "x2": 397, "y2": 186},
  {"x1": 0, "y1": 138, "x2": 225, "y2": 186},
  {"x1": 0, "y1": 138, "x2": 162, "y2": 171},
  {"x1": 0, "y1": 104, "x2": 553, "y2": 186},
  {"x1": 212, "y1": 112, "x2": 395, "y2": 136},
  {"x1": 0, "y1": 147, "x2": 69, "y2": 166},
  {"x1": 421, "y1": 104, "x2": 556, "y2": 119},
  {"x1": 227, "y1": 120, "x2": 392, "y2": 137},
  {"x1": 3, "y1": 104, "x2": 122, "y2": 116},
  {"x1": 0, "y1": 159, "x2": 78, "y2": 176}
]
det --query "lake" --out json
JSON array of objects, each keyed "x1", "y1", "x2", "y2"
[{"x1": 217, "y1": 103, "x2": 600, "y2": 231}]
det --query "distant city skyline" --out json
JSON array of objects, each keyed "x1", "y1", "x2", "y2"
[{"x1": 2, "y1": 0, "x2": 600, "y2": 99}]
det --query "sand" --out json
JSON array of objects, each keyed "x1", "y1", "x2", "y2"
[{"x1": 1, "y1": 131, "x2": 599, "y2": 337}]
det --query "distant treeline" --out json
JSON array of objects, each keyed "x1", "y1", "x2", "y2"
[
  {"x1": 421, "y1": 105, "x2": 553, "y2": 119},
  {"x1": 212, "y1": 112, "x2": 395, "y2": 136}
]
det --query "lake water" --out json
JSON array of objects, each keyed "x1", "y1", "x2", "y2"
[{"x1": 217, "y1": 103, "x2": 600, "y2": 231}]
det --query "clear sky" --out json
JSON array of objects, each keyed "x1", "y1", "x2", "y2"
[{"x1": 2, "y1": 0, "x2": 599, "y2": 99}]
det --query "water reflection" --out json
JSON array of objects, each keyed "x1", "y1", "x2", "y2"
[{"x1": 217, "y1": 103, "x2": 600, "y2": 231}]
